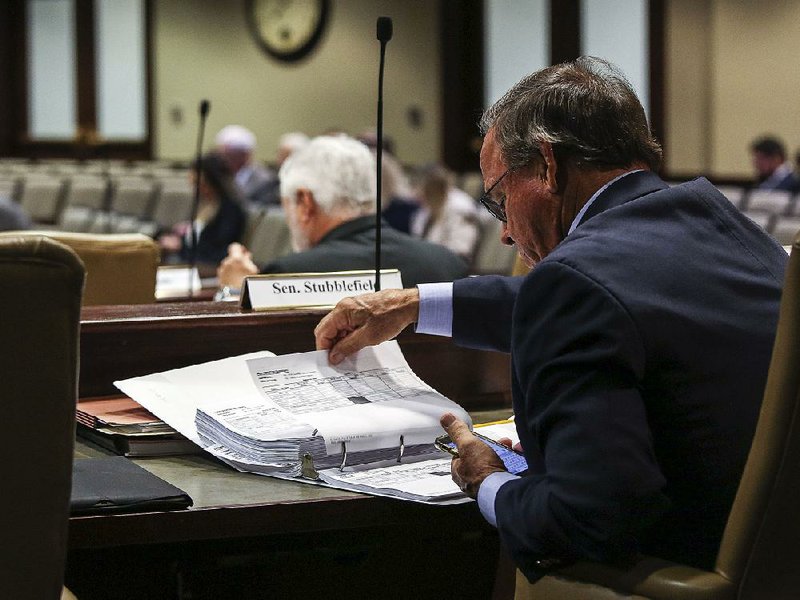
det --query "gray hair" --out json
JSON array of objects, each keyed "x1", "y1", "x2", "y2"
[
  {"x1": 279, "y1": 135, "x2": 376, "y2": 217},
  {"x1": 480, "y1": 56, "x2": 662, "y2": 172}
]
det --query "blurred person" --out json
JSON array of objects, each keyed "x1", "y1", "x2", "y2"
[
  {"x1": 159, "y1": 151, "x2": 246, "y2": 266},
  {"x1": 217, "y1": 135, "x2": 467, "y2": 291},
  {"x1": 0, "y1": 197, "x2": 31, "y2": 231},
  {"x1": 410, "y1": 164, "x2": 480, "y2": 261},
  {"x1": 215, "y1": 124, "x2": 275, "y2": 206},
  {"x1": 750, "y1": 136, "x2": 800, "y2": 192}
]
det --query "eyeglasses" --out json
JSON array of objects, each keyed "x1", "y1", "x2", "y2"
[{"x1": 478, "y1": 169, "x2": 510, "y2": 222}]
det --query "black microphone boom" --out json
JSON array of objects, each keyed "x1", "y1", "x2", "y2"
[
  {"x1": 189, "y1": 99, "x2": 211, "y2": 296},
  {"x1": 374, "y1": 16, "x2": 392, "y2": 291}
]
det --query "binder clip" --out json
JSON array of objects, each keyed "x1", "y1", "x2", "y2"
[
  {"x1": 339, "y1": 441, "x2": 348, "y2": 471},
  {"x1": 301, "y1": 453, "x2": 320, "y2": 480}
]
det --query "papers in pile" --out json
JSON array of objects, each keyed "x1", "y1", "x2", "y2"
[{"x1": 115, "y1": 340, "x2": 472, "y2": 504}]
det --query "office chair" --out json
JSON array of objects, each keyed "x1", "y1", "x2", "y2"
[
  {"x1": 0, "y1": 235, "x2": 84, "y2": 600},
  {"x1": 0, "y1": 230, "x2": 159, "y2": 305},
  {"x1": 517, "y1": 235, "x2": 800, "y2": 600}
]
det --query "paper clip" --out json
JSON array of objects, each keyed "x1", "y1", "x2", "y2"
[
  {"x1": 397, "y1": 435, "x2": 404, "y2": 463},
  {"x1": 338, "y1": 441, "x2": 348, "y2": 471}
]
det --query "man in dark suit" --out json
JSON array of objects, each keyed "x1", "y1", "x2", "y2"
[
  {"x1": 217, "y1": 135, "x2": 468, "y2": 290},
  {"x1": 313, "y1": 58, "x2": 787, "y2": 581},
  {"x1": 750, "y1": 136, "x2": 800, "y2": 193}
]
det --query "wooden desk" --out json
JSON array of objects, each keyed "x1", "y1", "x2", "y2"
[
  {"x1": 69, "y1": 302, "x2": 515, "y2": 599},
  {"x1": 80, "y1": 302, "x2": 513, "y2": 412}
]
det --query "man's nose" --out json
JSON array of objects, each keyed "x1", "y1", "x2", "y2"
[{"x1": 500, "y1": 223, "x2": 514, "y2": 247}]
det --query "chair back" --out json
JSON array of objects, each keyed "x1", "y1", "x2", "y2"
[
  {"x1": 0, "y1": 230, "x2": 159, "y2": 305},
  {"x1": 245, "y1": 208, "x2": 291, "y2": 266},
  {"x1": 0, "y1": 235, "x2": 84, "y2": 600},
  {"x1": 715, "y1": 233, "x2": 800, "y2": 598}
]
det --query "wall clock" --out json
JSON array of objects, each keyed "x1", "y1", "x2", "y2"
[{"x1": 245, "y1": 0, "x2": 330, "y2": 63}]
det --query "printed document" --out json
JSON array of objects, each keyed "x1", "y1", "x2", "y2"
[{"x1": 115, "y1": 341, "x2": 471, "y2": 504}]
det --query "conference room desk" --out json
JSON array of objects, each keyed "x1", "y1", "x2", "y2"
[{"x1": 68, "y1": 302, "x2": 515, "y2": 600}]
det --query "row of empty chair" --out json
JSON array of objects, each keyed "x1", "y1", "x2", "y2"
[
  {"x1": 712, "y1": 186, "x2": 800, "y2": 245},
  {"x1": 0, "y1": 172, "x2": 194, "y2": 237}
]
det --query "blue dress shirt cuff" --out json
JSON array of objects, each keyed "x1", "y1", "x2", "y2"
[
  {"x1": 416, "y1": 282, "x2": 454, "y2": 337},
  {"x1": 477, "y1": 471, "x2": 520, "y2": 527}
]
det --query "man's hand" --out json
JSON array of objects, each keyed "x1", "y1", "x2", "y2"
[
  {"x1": 217, "y1": 243, "x2": 258, "y2": 289},
  {"x1": 441, "y1": 413, "x2": 506, "y2": 498},
  {"x1": 314, "y1": 288, "x2": 420, "y2": 364}
]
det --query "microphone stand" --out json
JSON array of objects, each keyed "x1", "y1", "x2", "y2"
[
  {"x1": 375, "y1": 16, "x2": 392, "y2": 291},
  {"x1": 189, "y1": 99, "x2": 210, "y2": 297}
]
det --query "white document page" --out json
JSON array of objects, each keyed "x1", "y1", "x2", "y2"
[{"x1": 245, "y1": 341, "x2": 471, "y2": 453}]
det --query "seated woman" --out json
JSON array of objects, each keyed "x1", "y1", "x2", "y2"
[
  {"x1": 159, "y1": 151, "x2": 246, "y2": 266},
  {"x1": 410, "y1": 164, "x2": 480, "y2": 262}
]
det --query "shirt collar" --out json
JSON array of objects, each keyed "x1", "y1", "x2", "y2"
[{"x1": 567, "y1": 169, "x2": 644, "y2": 235}]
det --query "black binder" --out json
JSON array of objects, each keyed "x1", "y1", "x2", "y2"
[{"x1": 70, "y1": 456, "x2": 193, "y2": 515}]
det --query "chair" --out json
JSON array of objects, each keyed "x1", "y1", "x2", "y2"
[
  {"x1": 517, "y1": 233, "x2": 800, "y2": 599},
  {"x1": 716, "y1": 186, "x2": 747, "y2": 209},
  {"x1": 770, "y1": 216, "x2": 800, "y2": 246},
  {"x1": 0, "y1": 230, "x2": 159, "y2": 305},
  {"x1": 472, "y1": 218, "x2": 518, "y2": 274},
  {"x1": 18, "y1": 174, "x2": 66, "y2": 224},
  {"x1": 245, "y1": 208, "x2": 291, "y2": 265},
  {"x1": 151, "y1": 177, "x2": 193, "y2": 231},
  {"x1": 0, "y1": 235, "x2": 84, "y2": 599},
  {"x1": 108, "y1": 176, "x2": 156, "y2": 220},
  {"x1": 741, "y1": 210, "x2": 772, "y2": 231},
  {"x1": 746, "y1": 189, "x2": 792, "y2": 216}
]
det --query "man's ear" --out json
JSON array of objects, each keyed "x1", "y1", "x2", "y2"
[
  {"x1": 540, "y1": 141, "x2": 559, "y2": 193},
  {"x1": 294, "y1": 189, "x2": 317, "y2": 223}
]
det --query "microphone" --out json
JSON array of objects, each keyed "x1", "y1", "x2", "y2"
[
  {"x1": 374, "y1": 16, "x2": 392, "y2": 291},
  {"x1": 189, "y1": 99, "x2": 210, "y2": 297}
]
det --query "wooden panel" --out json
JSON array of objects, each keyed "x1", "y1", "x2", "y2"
[{"x1": 80, "y1": 302, "x2": 513, "y2": 411}]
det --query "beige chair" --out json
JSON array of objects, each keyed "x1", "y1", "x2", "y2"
[
  {"x1": 19, "y1": 174, "x2": 66, "y2": 224},
  {"x1": 245, "y1": 207, "x2": 292, "y2": 266},
  {"x1": 0, "y1": 235, "x2": 84, "y2": 599},
  {"x1": 472, "y1": 218, "x2": 518, "y2": 274},
  {"x1": 746, "y1": 189, "x2": 792, "y2": 216},
  {"x1": 517, "y1": 234, "x2": 800, "y2": 599},
  {"x1": 0, "y1": 231, "x2": 159, "y2": 305}
]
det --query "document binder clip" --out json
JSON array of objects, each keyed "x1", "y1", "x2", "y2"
[
  {"x1": 338, "y1": 441, "x2": 348, "y2": 471},
  {"x1": 397, "y1": 435, "x2": 404, "y2": 463},
  {"x1": 301, "y1": 453, "x2": 320, "y2": 480}
]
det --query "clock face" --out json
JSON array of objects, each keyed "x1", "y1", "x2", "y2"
[{"x1": 246, "y1": 0, "x2": 329, "y2": 62}]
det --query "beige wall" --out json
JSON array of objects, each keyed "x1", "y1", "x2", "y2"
[
  {"x1": 665, "y1": 0, "x2": 800, "y2": 179},
  {"x1": 153, "y1": 0, "x2": 441, "y2": 166}
]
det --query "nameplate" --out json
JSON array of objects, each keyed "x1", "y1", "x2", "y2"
[{"x1": 240, "y1": 269, "x2": 403, "y2": 311}]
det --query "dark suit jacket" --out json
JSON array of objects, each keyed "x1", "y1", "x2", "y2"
[
  {"x1": 451, "y1": 171, "x2": 788, "y2": 580},
  {"x1": 261, "y1": 215, "x2": 468, "y2": 287}
]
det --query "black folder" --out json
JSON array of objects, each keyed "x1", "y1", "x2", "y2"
[{"x1": 71, "y1": 456, "x2": 193, "y2": 515}]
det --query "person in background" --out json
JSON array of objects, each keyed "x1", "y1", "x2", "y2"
[
  {"x1": 217, "y1": 135, "x2": 467, "y2": 291},
  {"x1": 357, "y1": 129, "x2": 419, "y2": 233},
  {"x1": 254, "y1": 131, "x2": 311, "y2": 208},
  {"x1": 215, "y1": 125, "x2": 275, "y2": 207},
  {"x1": 159, "y1": 151, "x2": 246, "y2": 266},
  {"x1": 313, "y1": 57, "x2": 787, "y2": 582},
  {"x1": 750, "y1": 136, "x2": 800, "y2": 192},
  {"x1": 0, "y1": 197, "x2": 31, "y2": 231},
  {"x1": 410, "y1": 164, "x2": 480, "y2": 262}
]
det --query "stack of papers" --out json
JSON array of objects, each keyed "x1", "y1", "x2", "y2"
[
  {"x1": 76, "y1": 396, "x2": 200, "y2": 457},
  {"x1": 115, "y1": 341, "x2": 473, "y2": 504}
]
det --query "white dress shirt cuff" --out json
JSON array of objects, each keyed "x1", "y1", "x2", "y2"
[
  {"x1": 477, "y1": 471, "x2": 520, "y2": 527},
  {"x1": 415, "y1": 282, "x2": 454, "y2": 337}
]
